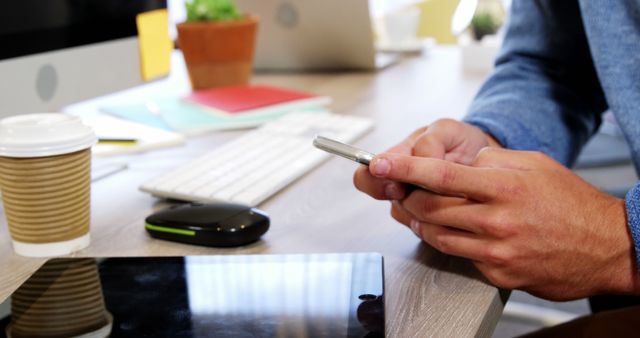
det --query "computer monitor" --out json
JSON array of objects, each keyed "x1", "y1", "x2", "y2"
[{"x1": 0, "y1": 0, "x2": 167, "y2": 118}]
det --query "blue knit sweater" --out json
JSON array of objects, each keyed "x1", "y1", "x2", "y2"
[{"x1": 463, "y1": 0, "x2": 640, "y2": 268}]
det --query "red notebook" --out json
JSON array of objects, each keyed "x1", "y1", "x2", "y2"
[{"x1": 183, "y1": 84, "x2": 331, "y2": 115}]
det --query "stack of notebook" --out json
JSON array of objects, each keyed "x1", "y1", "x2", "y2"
[{"x1": 101, "y1": 84, "x2": 332, "y2": 136}]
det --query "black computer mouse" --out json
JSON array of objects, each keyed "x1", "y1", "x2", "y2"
[{"x1": 145, "y1": 203, "x2": 269, "y2": 247}]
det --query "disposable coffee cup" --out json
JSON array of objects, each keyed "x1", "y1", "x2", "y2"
[
  {"x1": 7, "y1": 258, "x2": 113, "y2": 338},
  {"x1": 0, "y1": 113, "x2": 96, "y2": 257}
]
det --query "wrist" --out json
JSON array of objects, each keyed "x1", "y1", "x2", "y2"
[
  {"x1": 598, "y1": 197, "x2": 640, "y2": 295},
  {"x1": 484, "y1": 133, "x2": 503, "y2": 148},
  {"x1": 465, "y1": 122, "x2": 503, "y2": 149}
]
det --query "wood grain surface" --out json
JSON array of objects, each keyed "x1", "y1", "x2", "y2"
[{"x1": 0, "y1": 47, "x2": 505, "y2": 337}]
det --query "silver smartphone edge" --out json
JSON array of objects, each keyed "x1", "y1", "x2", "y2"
[{"x1": 313, "y1": 135, "x2": 375, "y2": 165}]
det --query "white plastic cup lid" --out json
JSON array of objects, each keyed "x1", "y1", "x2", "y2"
[{"x1": 0, "y1": 113, "x2": 96, "y2": 158}]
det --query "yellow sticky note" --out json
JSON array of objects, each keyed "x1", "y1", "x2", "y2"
[{"x1": 136, "y1": 9, "x2": 172, "y2": 81}]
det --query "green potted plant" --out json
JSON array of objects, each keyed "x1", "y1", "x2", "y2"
[
  {"x1": 470, "y1": 12, "x2": 500, "y2": 41},
  {"x1": 177, "y1": 0, "x2": 258, "y2": 90},
  {"x1": 460, "y1": 0, "x2": 505, "y2": 74}
]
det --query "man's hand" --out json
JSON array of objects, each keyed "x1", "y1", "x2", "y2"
[
  {"x1": 353, "y1": 119, "x2": 496, "y2": 201},
  {"x1": 364, "y1": 147, "x2": 639, "y2": 300}
]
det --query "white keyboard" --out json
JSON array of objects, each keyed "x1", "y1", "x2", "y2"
[{"x1": 140, "y1": 111, "x2": 373, "y2": 206}]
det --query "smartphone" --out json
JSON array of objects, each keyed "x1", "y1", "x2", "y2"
[
  {"x1": 313, "y1": 135, "x2": 375, "y2": 165},
  {"x1": 314, "y1": 135, "x2": 428, "y2": 194}
]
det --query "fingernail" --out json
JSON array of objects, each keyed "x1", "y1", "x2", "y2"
[
  {"x1": 384, "y1": 183, "x2": 402, "y2": 200},
  {"x1": 410, "y1": 219, "x2": 421, "y2": 237},
  {"x1": 371, "y1": 157, "x2": 391, "y2": 177}
]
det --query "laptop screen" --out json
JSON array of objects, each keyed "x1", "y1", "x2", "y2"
[{"x1": 1, "y1": 253, "x2": 384, "y2": 338}]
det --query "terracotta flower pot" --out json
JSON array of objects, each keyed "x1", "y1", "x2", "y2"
[{"x1": 177, "y1": 16, "x2": 258, "y2": 90}]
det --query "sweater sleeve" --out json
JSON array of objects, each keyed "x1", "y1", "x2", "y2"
[
  {"x1": 463, "y1": 0, "x2": 608, "y2": 167},
  {"x1": 625, "y1": 184, "x2": 640, "y2": 269}
]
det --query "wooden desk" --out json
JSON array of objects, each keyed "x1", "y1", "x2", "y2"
[{"x1": 0, "y1": 47, "x2": 506, "y2": 337}]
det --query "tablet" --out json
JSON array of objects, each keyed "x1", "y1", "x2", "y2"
[{"x1": 1, "y1": 253, "x2": 384, "y2": 338}]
